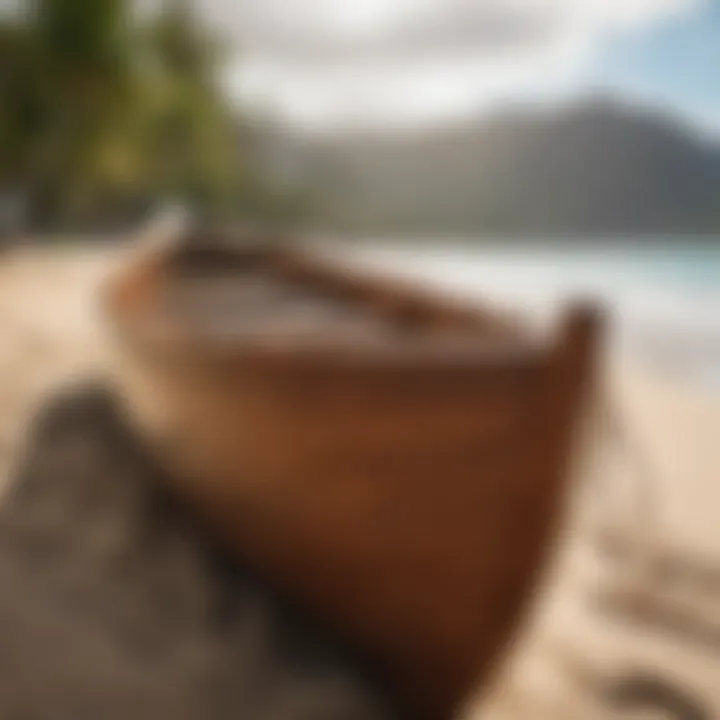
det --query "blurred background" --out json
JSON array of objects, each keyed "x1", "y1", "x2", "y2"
[
  {"x1": 0, "y1": 1, "x2": 719, "y2": 717},
  {"x1": 3, "y1": 0, "x2": 720, "y2": 236},
  {"x1": 0, "y1": 0, "x2": 718, "y2": 383}
]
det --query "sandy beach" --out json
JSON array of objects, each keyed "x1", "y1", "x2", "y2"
[{"x1": 0, "y1": 245, "x2": 718, "y2": 719}]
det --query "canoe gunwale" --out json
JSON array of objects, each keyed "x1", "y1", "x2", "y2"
[{"x1": 103, "y1": 238, "x2": 536, "y2": 370}]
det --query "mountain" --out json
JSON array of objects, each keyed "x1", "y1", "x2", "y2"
[{"x1": 267, "y1": 98, "x2": 720, "y2": 236}]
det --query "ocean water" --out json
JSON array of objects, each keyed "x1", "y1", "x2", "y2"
[{"x1": 327, "y1": 240, "x2": 720, "y2": 389}]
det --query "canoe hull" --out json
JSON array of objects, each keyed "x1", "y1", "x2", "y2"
[{"x1": 103, "y1": 237, "x2": 602, "y2": 719}]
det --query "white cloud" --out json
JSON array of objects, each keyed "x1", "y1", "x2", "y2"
[
  {"x1": 573, "y1": 0, "x2": 698, "y2": 30},
  {"x1": 209, "y1": 0, "x2": 702, "y2": 129}
]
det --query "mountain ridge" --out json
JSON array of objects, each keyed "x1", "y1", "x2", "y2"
[{"x1": 265, "y1": 97, "x2": 720, "y2": 236}]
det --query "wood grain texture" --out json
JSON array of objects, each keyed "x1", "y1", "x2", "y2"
[{"x1": 103, "y1": 234, "x2": 603, "y2": 719}]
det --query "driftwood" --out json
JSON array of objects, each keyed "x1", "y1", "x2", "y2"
[{"x1": 104, "y1": 229, "x2": 603, "y2": 719}]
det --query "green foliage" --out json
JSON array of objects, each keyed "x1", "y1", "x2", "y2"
[{"x1": 0, "y1": 0, "x2": 284, "y2": 228}]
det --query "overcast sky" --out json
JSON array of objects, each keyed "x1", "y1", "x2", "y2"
[
  {"x1": 9, "y1": 0, "x2": 716, "y2": 131},
  {"x1": 191, "y1": 0, "x2": 715, "y2": 131}
]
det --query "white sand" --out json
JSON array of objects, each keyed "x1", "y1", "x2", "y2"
[
  {"x1": 0, "y1": 245, "x2": 718, "y2": 719},
  {"x1": 473, "y1": 351, "x2": 720, "y2": 718}
]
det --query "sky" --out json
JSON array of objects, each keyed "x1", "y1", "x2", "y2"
[
  {"x1": 198, "y1": 0, "x2": 718, "y2": 133},
  {"x1": 590, "y1": 0, "x2": 720, "y2": 133},
  {"x1": 4, "y1": 0, "x2": 716, "y2": 132}
]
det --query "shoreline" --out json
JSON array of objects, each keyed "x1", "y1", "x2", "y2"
[
  {"x1": 1, "y1": 245, "x2": 717, "y2": 585},
  {"x1": 0, "y1": 246, "x2": 718, "y2": 719}
]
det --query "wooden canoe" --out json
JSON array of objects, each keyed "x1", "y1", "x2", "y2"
[{"x1": 102, "y1": 228, "x2": 603, "y2": 720}]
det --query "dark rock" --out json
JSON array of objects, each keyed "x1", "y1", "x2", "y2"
[{"x1": 0, "y1": 381, "x2": 401, "y2": 720}]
